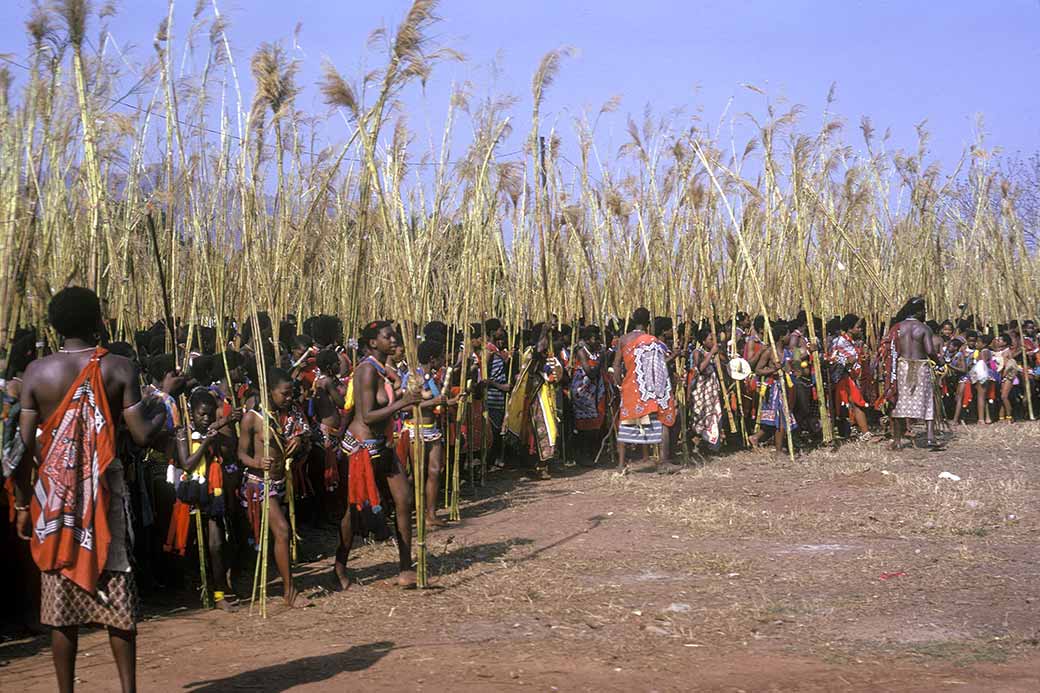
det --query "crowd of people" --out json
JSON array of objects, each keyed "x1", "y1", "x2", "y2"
[{"x1": 1, "y1": 288, "x2": 1038, "y2": 692}]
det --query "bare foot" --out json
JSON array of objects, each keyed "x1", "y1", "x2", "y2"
[
  {"x1": 284, "y1": 586, "x2": 313, "y2": 608},
  {"x1": 214, "y1": 597, "x2": 238, "y2": 613},
  {"x1": 397, "y1": 571, "x2": 417, "y2": 589},
  {"x1": 333, "y1": 562, "x2": 351, "y2": 591},
  {"x1": 425, "y1": 513, "x2": 448, "y2": 528}
]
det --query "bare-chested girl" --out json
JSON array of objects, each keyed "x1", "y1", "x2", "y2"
[
  {"x1": 312, "y1": 348, "x2": 347, "y2": 515},
  {"x1": 334, "y1": 321, "x2": 420, "y2": 589},
  {"x1": 401, "y1": 340, "x2": 458, "y2": 528},
  {"x1": 237, "y1": 368, "x2": 312, "y2": 607},
  {"x1": 174, "y1": 388, "x2": 241, "y2": 611}
]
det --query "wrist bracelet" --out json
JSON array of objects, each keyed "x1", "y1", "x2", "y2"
[{"x1": 15, "y1": 504, "x2": 30, "y2": 512}]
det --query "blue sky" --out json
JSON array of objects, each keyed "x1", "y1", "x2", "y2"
[{"x1": 2, "y1": 0, "x2": 1038, "y2": 176}]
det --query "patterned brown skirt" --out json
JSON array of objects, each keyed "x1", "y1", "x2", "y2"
[
  {"x1": 40, "y1": 570, "x2": 139, "y2": 632},
  {"x1": 891, "y1": 358, "x2": 935, "y2": 422}
]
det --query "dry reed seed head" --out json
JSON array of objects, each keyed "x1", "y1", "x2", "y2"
[
  {"x1": 26, "y1": 4, "x2": 52, "y2": 47},
  {"x1": 385, "y1": 0, "x2": 465, "y2": 90},
  {"x1": 251, "y1": 42, "x2": 300, "y2": 117},
  {"x1": 450, "y1": 84, "x2": 471, "y2": 113},
  {"x1": 399, "y1": 60, "x2": 431, "y2": 87},
  {"x1": 531, "y1": 46, "x2": 574, "y2": 112},
  {"x1": 599, "y1": 93, "x2": 623, "y2": 118},
  {"x1": 97, "y1": 1, "x2": 115, "y2": 21},
  {"x1": 496, "y1": 162, "x2": 524, "y2": 207},
  {"x1": 103, "y1": 112, "x2": 136, "y2": 138},
  {"x1": 59, "y1": 0, "x2": 88, "y2": 47},
  {"x1": 154, "y1": 17, "x2": 168, "y2": 50},
  {"x1": 318, "y1": 60, "x2": 358, "y2": 118},
  {"x1": 207, "y1": 21, "x2": 231, "y2": 67},
  {"x1": 393, "y1": 0, "x2": 438, "y2": 58}
]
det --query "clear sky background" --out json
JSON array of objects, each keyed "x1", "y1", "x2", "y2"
[{"x1": 2, "y1": 0, "x2": 1038, "y2": 176}]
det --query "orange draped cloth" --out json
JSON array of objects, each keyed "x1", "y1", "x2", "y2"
[
  {"x1": 348, "y1": 447, "x2": 381, "y2": 512},
  {"x1": 165, "y1": 501, "x2": 191, "y2": 556},
  {"x1": 834, "y1": 376, "x2": 867, "y2": 409},
  {"x1": 164, "y1": 458, "x2": 225, "y2": 556},
  {"x1": 619, "y1": 333, "x2": 676, "y2": 427},
  {"x1": 30, "y1": 348, "x2": 117, "y2": 595}
]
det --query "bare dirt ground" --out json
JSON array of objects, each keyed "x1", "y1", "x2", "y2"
[{"x1": 3, "y1": 424, "x2": 1040, "y2": 692}]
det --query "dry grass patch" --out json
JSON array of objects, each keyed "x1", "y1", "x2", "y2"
[
  {"x1": 884, "y1": 473, "x2": 1028, "y2": 536},
  {"x1": 643, "y1": 496, "x2": 765, "y2": 535}
]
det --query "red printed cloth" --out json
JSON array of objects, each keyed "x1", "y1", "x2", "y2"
[
  {"x1": 31, "y1": 348, "x2": 116, "y2": 595},
  {"x1": 619, "y1": 333, "x2": 676, "y2": 427}
]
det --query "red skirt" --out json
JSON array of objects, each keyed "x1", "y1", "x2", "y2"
[{"x1": 834, "y1": 375, "x2": 867, "y2": 410}]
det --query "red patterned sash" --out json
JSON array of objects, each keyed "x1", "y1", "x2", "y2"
[{"x1": 31, "y1": 348, "x2": 116, "y2": 595}]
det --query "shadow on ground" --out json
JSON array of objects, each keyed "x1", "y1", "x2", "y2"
[{"x1": 182, "y1": 640, "x2": 394, "y2": 692}]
